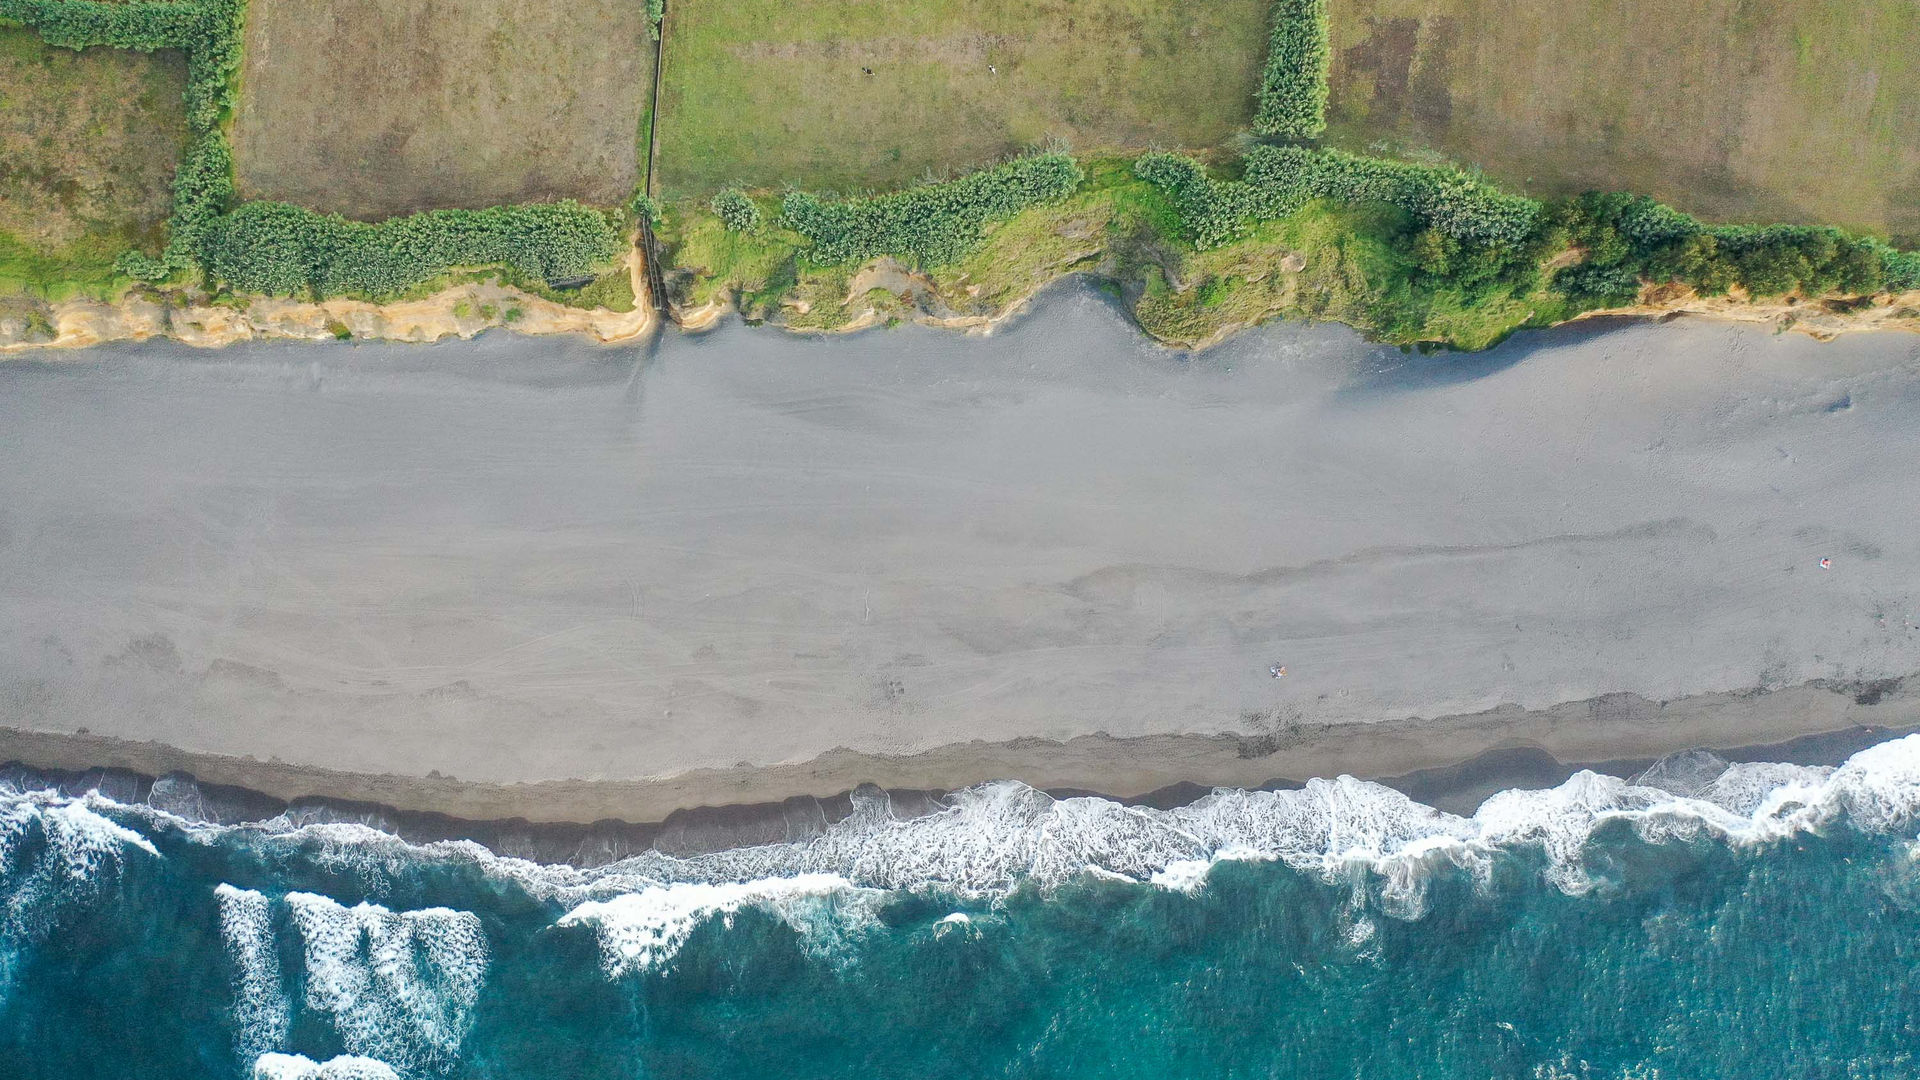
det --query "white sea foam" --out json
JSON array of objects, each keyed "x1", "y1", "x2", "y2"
[
  {"x1": 557, "y1": 873, "x2": 878, "y2": 976},
  {"x1": 251, "y1": 1052, "x2": 401, "y2": 1080},
  {"x1": 283, "y1": 893, "x2": 489, "y2": 1074},
  {"x1": 0, "y1": 791, "x2": 160, "y2": 1002},
  {"x1": 11, "y1": 735, "x2": 1920, "y2": 974},
  {"x1": 217, "y1": 884, "x2": 290, "y2": 1063}
]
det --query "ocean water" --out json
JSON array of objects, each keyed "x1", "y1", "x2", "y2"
[{"x1": 6, "y1": 736, "x2": 1920, "y2": 1080}]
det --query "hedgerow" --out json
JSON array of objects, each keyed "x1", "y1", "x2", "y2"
[
  {"x1": 1252, "y1": 0, "x2": 1329, "y2": 140},
  {"x1": 1247, "y1": 147, "x2": 1540, "y2": 246},
  {"x1": 781, "y1": 154, "x2": 1084, "y2": 266},
  {"x1": 1132, "y1": 154, "x2": 1280, "y2": 249},
  {"x1": 202, "y1": 201, "x2": 625, "y2": 299},
  {"x1": 1138, "y1": 147, "x2": 1538, "y2": 249}
]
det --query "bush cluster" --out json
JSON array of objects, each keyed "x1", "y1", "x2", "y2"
[
  {"x1": 1244, "y1": 147, "x2": 1540, "y2": 246},
  {"x1": 1133, "y1": 154, "x2": 1288, "y2": 249},
  {"x1": 1138, "y1": 145, "x2": 1920, "y2": 316},
  {"x1": 1544, "y1": 193, "x2": 1910, "y2": 304},
  {"x1": 710, "y1": 188, "x2": 761, "y2": 233},
  {"x1": 781, "y1": 154, "x2": 1084, "y2": 266},
  {"x1": 202, "y1": 201, "x2": 626, "y2": 299},
  {"x1": 1252, "y1": 0, "x2": 1329, "y2": 140},
  {"x1": 1138, "y1": 147, "x2": 1537, "y2": 249}
]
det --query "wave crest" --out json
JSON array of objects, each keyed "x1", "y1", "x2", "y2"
[
  {"x1": 0, "y1": 792, "x2": 159, "y2": 1003},
  {"x1": 283, "y1": 893, "x2": 489, "y2": 1075},
  {"x1": 252, "y1": 1053, "x2": 401, "y2": 1080}
]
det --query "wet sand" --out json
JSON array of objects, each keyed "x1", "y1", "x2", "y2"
[{"x1": 2, "y1": 285, "x2": 1919, "y2": 817}]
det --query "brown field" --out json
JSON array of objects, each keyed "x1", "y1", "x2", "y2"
[
  {"x1": 1325, "y1": 0, "x2": 1920, "y2": 243},
  {"x1": 0, "y1": 28, "x2": 187, "y2": 296},
  {"x1": 653, "y1": 0, "x2": 1271, "y2": 198},
  {"x1": 231, "y1": 0, "x2": 654, "y2": 219}
]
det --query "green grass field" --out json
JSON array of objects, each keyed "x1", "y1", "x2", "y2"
[
  {"x1": 653, "y1": 0, "x2": 1271, "y2": 198},
  {"x1": 1325, "y1": 0, "x2": 1920, "y2": 244},
  {"x1": 0, "y1": 27, "x2": 188, "y2": 300}
]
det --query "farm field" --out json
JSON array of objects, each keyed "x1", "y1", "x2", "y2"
[
  {"x1": 231, "y1": 0, "x2": 654, "y2": 219},
  {"x1": 652, "y1": 0, "x2": 1271, "y2": 198},
  {"x1": 1324, "y1": 0, "x2": 1920, "y2": 243},
  {"x1": 0, "y1": 27, "x2": 187, "y2": 300}
]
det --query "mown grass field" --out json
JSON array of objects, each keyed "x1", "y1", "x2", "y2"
[
  {"x1": 1324, "y1": 0, "x2": 1920, "y2": 243},
  {"x1": 0, "y1": 27, "x2": 187, "y2": 300},
  {"x1": 231, "y1": 0, "x2": 653, "y2": 219},
  {"x1": 653, "y1": 0, "x2": 1271, "y2": 198}
]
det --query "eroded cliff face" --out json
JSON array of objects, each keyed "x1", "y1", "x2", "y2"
[
  {"x1": 1, "y1": 249, "x2": 654, "y2": 354},
  {"x1": 6, "y1": 250, "x2": 1917, "y2": 357},
  {"x1": 1575, "y1": 282, "x2": 1920, "y2": 341}
]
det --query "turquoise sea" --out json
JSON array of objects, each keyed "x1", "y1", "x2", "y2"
[{"x1": 6, "y1": 736, "x2": 1920, "y2": 1079}]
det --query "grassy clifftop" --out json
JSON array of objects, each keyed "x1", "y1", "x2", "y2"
[
  {"x1": 3, "y1": 0, "x2": 1916, "y2": 349},
  {"x1": 657, "y1": 149, "x2": 1919, "y2": 352}
]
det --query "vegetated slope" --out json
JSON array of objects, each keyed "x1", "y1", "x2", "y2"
[
  {"x1": 659, "y1": 143, "x2": 1918, "y2": 351},
  {"x1": 0, "y1": 26, "x2": 187, "y2": 301},
  {"x1": 653, "y1": 0, "x2": 1269, "y2": 197},
  {"x1": 1326, "y1": 0, "x2": 1920, "y2": 243},
  {"x1": 231, "y1": 0, "x2": 652, "y2": 218}
]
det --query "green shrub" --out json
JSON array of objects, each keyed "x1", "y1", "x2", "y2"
[
  {"x1": 628, "y1": 190, "x2": 662, "y2": 225},
  {"x1": 781, "y1": 154, "x2": 1083, "y2": 266},
  {"x1": 203, "y1": 200, "x2": 625, "y2": 299},
  {"x1": 1248, "y1": 147, "x2": 1539, "y2": 246},
  {"x1": 645, "y1": 0, "x2": 662, "y2": 40},
  {"x1": 1133, "y1": 154, "x2": 1283, "y2": 249},
  {"x1": 710, "y1": 188, "x2": 762, "y2": 233},
  {"x1": 1252, "y1": 0, "x2": 1329, "y2": 140},
  {"x1": 1884, "y1": 248, "x2": 1920, "y2": 291},
  {"x1": 1543, "y1": 193, "x2": 1908, "y2": 303},
  {"x1": 1139, "y1": 147, "x2": 1537, "y2": 249}
]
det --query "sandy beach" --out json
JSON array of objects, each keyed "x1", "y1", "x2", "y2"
[{"x1": 3, "y1": 285, "x2": 1919, "y2": 820}]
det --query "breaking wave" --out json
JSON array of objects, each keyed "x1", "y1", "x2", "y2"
[
  {"x1": 557, "y1": 873, "x2": 883, "y2": 976},
  {"x1": 250, "y1": 1053, "x2": 401, "y2": 1080},
  {"x1": 321, "y1": 733, "x2": 1916, "y2": 917},
  {"x1": 0, "y1": 790, "x2": 158, "y2": 1003},
  {"x1": 282, "y1": 893, "x2": 489, "y2": 1074},
  {"x1": 8, "y1": 734, "x2": 1920, "y2": 991},
  {"x1": 217, "y1": 884, "x2": 290, "y2": 1062}
]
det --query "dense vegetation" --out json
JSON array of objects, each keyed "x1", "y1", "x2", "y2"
[
  {"x1": 1252, "y1": 0, "x2": 1329, "y2": 139},
  {"x1": 780, "y1": 154, "x2": 1085, "y2": 266},
  {"x1": 1139, "y1": 146, "x2": 1917, "y2": 311},
  {"x1": 1138, "y1": 147, "x2": 1536, "y2": 249},
  {"x1": 1546, "y1": 196, "x2": 1919, "y2": 304},
  {"x1": 0, "y1": 0, "x2": 243, "y2": 279},
  {"x1": 201, "y1": 200, "x2": 625, "y2": 299},
  {"x1": 711, "y1": 188, "x2": 761, "y2": 233}
]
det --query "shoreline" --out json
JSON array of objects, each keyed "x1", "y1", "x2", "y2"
[{"x1": 3, "y1": 675, "x2": 1912, "y2": 844}]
